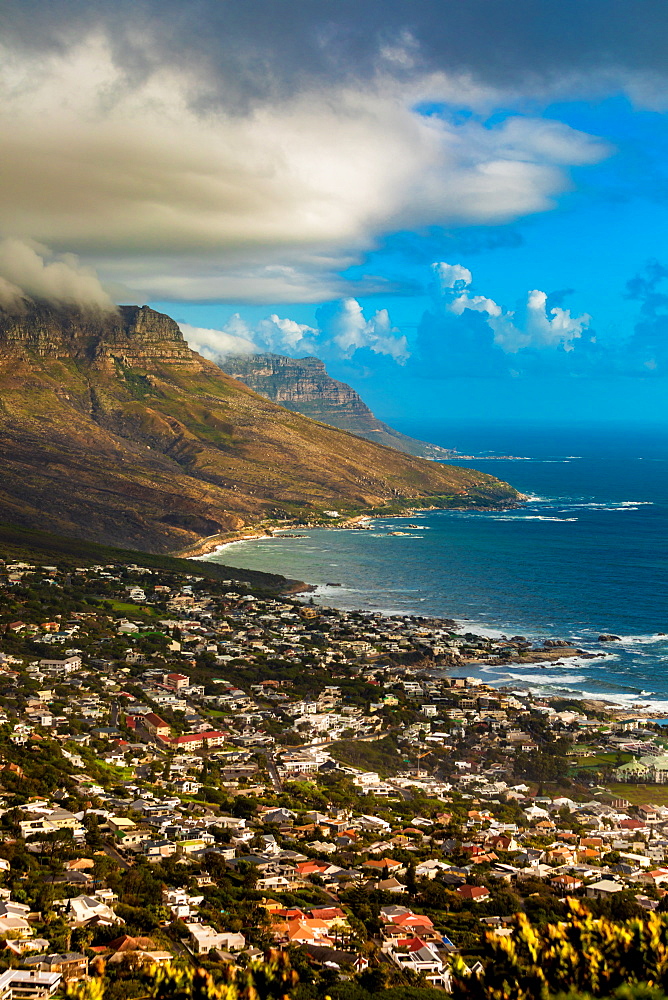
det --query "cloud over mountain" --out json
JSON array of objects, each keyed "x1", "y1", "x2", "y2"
[
  {"x1": 179, "y1": 299, "x2": 407, "y2": 363},
  {"x1": 0, "y1": 239, "x2": 115, "y2": 312}
]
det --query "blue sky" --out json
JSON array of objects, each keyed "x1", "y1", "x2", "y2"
[
  {"x1": 156, "y1": 94, "x2": 668, "y2": 428},
  {"x1": 3, "y1": 1, "x2": 668, "y2": 431}
]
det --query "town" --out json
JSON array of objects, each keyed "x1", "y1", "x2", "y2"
[{"x1": 0, "y1": 554, "x2": 666, "y2": 1000}]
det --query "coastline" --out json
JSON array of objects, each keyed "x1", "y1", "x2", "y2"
[
  {"x1": 178, "y1": 447, "x2": 668, "y2": 716},
  {"x1": 189, "y1": 530, "x2": 624, "y2": 706},
  {"x1": 177, "y1": 493, "x2": 529, "y2": 561},
  {"x1": 176, "y1": 527, "x2": 274, "y2": 559}
]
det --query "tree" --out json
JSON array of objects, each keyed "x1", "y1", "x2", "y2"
[
  {"x1": 238, "y1": 861, "x2": 258, "y2": 893},
  {"x1": 405, "y1": 861, "x2": 417, "y2": 899}
]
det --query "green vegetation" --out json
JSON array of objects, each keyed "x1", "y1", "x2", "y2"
[
  {"x1": 66, "y1": 953, "x2": 299, "y2": 1000},
  {"x1": 572, "y1": 752, "x2": 634, "y2": 773},
  {"x1": 107, "y1": 600, "x2": 158, "y2": 617},
  {"x1": 0, "y1": 521, "x2": 295, "y2": 593},
  {"x1": 329, "y1": 735, "x2": 406, "y2": 777}
]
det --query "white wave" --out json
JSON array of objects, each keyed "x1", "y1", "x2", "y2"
[
  {"x1": 575, "y1": 691, "x2": 668, "y2": 712},
  {"x1": 548, "y1": 500, "x2": 654, "y2": 511},
  {"x1": 454, "y1": 623, "x2": 509, "y2": 639},
  {"x1": 499, "y1": 671, "x2": 589, "y2": 684},
  {"x1": 490, "y1": 515, "x2": 578, "y2": 522},
  {"x1": 312, "y1": 584, "x2": 356, "y2": 597},
  {"x1": 194, "y1": 534, "x2": 275, "y2": 556},
  {"x1": 481, "y1": 653, "x2": 608, "y2": 674},
  {"x1": 494, "y1": 678, "x2": 668, "y2": 711},
  {"x1": 508, "y1": 685, "x2": 583, "y2": 697},
  {"x1": 604, "y1": 634, "x2": 668, "y2": 646}
]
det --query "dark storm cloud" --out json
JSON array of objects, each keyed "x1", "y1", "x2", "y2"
[
  {"x1": 0, "y1": 0, "x2": 647, "y2": 305},
  {"x1": 3, "y1": 0, "x2": 668, "y2": 105}
]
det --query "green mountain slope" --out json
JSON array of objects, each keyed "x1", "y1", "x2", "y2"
[{"x1": 0, "y1": 302, "x2": 521, "y2": 554}]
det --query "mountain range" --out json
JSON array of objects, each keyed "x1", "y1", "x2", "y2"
[
  {"x1": 219, "y1": 353, "x2": 455, "y2": 459},
  {"x1": 0, "y1": 302, "x2": 520, "y2": 554}
]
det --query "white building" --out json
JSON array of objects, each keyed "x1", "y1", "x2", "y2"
[{"x1": 185, "y1": 923, "x2": 246, "y2": 954}]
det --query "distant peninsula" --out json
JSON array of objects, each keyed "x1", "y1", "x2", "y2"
[{"x1": 219, "y1": 352, "x2": 455, "y2": 460}]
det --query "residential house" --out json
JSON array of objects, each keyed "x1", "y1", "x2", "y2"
[{"x1": 185, "y1": 924, "x2": 245, "y2": 954}]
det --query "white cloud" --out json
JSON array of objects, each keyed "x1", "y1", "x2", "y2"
[
  {"x1": 432, "y1": 262, "x2": 473, "y2": 291},
  {"x1": 0, "y1": 238, "x2": 115, "y2": 311},
  {"x1": 451, "y1": 293, "x2": 502, "y2": 318},
  {"x1": 0, "y1": 34, "x2": 609, "y2": 304},
  {"x1": 180, "y1": 299, "x2": 407, "y2": 363},
  {"x1": 179, "y1": 318, "x2": 258, "y2": 360},
  {"x1": 256, "y1": 315, "x2": 318, "y2": 352},
  {"x1": 180, "y1": 312, "x2": 317, "y2": 361},
  {"x1": 321, "y1": 298, "x2": 409, "y2": 361},
  {"x1": 521, "y1": 289, "x2": 590, "y2": 351},
  {"x1": 432, "y1": 260, "x2": 591, "y2": 353}
]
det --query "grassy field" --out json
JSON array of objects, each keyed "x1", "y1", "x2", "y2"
[
  {"x1": 108, "y1": 600, "x2": 158, "y2": 617},
  {"x1": 109, "y1": 601, "x2": 155, "y2": 618},
  {"x1": 95, "y1": 761, "x2": 134, "y2": 781},
  {"x1": 572, "y1": 752, "x2": 633, "y2": 771},
  {"x1": 605, "y1": 782, "x2": 668, "y2": 805}
]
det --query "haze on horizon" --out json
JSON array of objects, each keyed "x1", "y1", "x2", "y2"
[{"x1": 3, "y1": 0, "x2": 668, "y2": 431}]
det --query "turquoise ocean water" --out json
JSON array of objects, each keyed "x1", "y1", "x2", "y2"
[{"x1": 201, "y1": 424, "x2": 668, "y2": 710}]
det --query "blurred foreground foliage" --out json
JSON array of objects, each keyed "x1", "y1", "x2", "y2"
[
  {"x1": 451, "y1": 899, "x2": 668, "y2": 1000},
  {"x1": 66, "y1": 952, "x2": 298, "y2": 1000}
]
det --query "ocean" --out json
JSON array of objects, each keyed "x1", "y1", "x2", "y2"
[{"x1": 201, "y1": 422, "x2": 668, "y2": 711}]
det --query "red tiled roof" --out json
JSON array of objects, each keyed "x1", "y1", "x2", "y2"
[
  {"x1": 170, "y1": 730, "x2": 226, "y2": 744},
  {"x1": 457, "y1": 885, "x2": 490, "y2": 899},
  {"x1": 144, "y1": 713, "x2": 170, "y2": 729}
]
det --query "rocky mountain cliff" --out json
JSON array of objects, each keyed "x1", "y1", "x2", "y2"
[
  {"x1": 0, "y1": 301, "x2": 197, "y2": 365},
  {"x1": 220, "y1": 353, "x2": 455, "y2": 459},
  {"x1": 0, "y1": 302, "x2": 520, "y2": 554}
]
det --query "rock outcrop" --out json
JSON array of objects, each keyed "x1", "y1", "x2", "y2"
[
  {"x1": 0, "y1": 302, "x2": 200, "y2": 367},
  {"x1": 220, "y1": 353, "x2": 455, "y2": 459}
]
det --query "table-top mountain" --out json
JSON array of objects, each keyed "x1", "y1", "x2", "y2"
[{"x1": 0, "y1": 302, "x2": 520, "y2": 554}]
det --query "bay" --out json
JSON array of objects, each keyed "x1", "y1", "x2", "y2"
[{"x1": 201, "y1": 423, "x2": 668, "y2": 710}]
